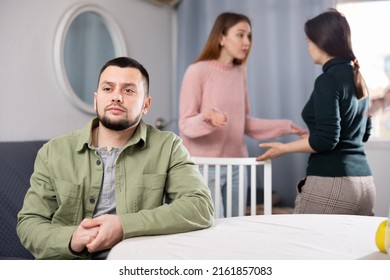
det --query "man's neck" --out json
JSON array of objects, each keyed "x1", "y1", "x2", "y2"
[{"x1": 95, "y1": 125, "x2": 137, "y2": 151}]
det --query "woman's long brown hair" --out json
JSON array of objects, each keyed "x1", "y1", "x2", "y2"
[{"x1": 304, "y1": 8, "x2": 367, "y2": 99}]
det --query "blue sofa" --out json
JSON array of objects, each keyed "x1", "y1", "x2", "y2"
[{"x1": 0, "y1": 141, "x2": 47, "y2": 259}]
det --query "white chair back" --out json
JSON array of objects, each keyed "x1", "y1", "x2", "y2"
[{"x1": 192, "y1": 157, "x2": 272, "y2": 217}]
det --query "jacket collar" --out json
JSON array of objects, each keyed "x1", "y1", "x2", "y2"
[{"x1": 76, "y1": 118, "x2": 147, "y2": 152}]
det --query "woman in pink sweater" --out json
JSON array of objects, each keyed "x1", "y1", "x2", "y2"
[{"x1": 179, "y1": 12, "x2": 306, "y2": 217}]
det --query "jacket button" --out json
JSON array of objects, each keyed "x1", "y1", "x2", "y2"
[
  {"x1": 96, "y1": 160, "x2": 101, "y2": 165},
  {"x1": 89, "y1": 197, "x2": 95, "y2": 204}
]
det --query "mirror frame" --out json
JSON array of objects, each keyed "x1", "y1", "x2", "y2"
[{"x1": 54, "y1": 3, "x2": 128, "y2": 114}]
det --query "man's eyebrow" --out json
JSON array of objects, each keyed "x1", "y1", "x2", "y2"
[
  {"x1": 100, "y1": 80, "x2": 114, "y2": 86},
  {"x1": 122, "y1": 83, "x2": 137, "y2": 87},
  {"x1": 100, "y1": 81, "x2": 137, "y2": 87}
]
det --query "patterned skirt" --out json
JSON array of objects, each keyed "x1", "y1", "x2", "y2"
[{"x1": 293, "y1": 176, "x2": 376, "y2": 216}]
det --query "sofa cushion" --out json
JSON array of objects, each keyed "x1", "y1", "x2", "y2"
[{"x1": 0, "y1": 141, "x2": 46, "y2": 259}]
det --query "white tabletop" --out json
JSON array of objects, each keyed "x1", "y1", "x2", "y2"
[{"x1": 108, "y1": 214, "x2": 390, "y2": 260}]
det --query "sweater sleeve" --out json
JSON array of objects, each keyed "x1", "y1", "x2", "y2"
[
  {"x1": 308, "y1": 74, "x2": 341, "y2": 152},
  {"x1": 178, "y1": 65, "x2": 216, "y2": 139},
  {"x1": 243, "y1": 90, "x2": 294, "y2": 139},
  {"x1": 363, "y1": 115, "x2": 372, "y2": 142},
  {"x1": 245, "y1": 116, "x2": 293, "y2": 139}
]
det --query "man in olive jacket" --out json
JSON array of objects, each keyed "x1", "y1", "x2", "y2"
[{"x1": 17, "y1": 57, "x2": 214, "y2": 259}]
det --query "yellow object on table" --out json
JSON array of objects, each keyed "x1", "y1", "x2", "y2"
[{"x1": 375, "y1": 220, "x2": 388, "y2": 253}]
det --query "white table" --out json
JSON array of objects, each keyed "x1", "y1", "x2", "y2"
[{"x1": 108, "y1": 214, "x2": 390, "y2": 260}]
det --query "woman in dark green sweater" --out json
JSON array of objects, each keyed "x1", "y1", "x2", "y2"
[{"x1": 257, "y1": 9, "x2": 375, "y2": 215}]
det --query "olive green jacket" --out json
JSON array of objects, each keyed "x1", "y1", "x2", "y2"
[{"x1": 17, "y1": 119, "x2": 214, "y2": 259}]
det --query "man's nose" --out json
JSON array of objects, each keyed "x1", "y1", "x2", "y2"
[{"x1": 112, "y1": 93, "x2": 123, "y2": 103}]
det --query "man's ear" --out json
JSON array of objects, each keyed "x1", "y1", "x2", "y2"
[{"x1": 143, "y1": 96, "x2": 151, "y2": 114}]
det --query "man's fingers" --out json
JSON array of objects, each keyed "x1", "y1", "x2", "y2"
[{"x1": 80, "y1": 218, "x2": 101, "y2": 228}]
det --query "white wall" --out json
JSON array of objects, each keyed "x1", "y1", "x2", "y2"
[
  {"x1": 365, "y1": 140, "x2": 390, "y2": 217},
  {"x1": 0, "y1": 0, "x2": 175, "y2": 141}
]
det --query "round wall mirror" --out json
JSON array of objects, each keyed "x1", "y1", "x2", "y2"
[{"x1": 54, "y1": 4, "x2": 127, "y2": 114}]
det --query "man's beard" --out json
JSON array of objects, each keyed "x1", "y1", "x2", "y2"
[{"x1": 97, "y1": 108, "x2": 143, "y2": 131}]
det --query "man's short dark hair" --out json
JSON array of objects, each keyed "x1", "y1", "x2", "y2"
[{"x1": 97, "y1": 57, "x2": 150, "y2": 96}]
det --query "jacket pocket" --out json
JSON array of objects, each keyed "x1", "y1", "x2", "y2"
[
  {"x1": 127, "y1": 174, "x2": 167, "y2": 211},
  {"x1": 52, "y1": 178, "x2": 83, "y2": 225}
]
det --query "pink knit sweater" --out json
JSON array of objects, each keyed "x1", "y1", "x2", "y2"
[{"x1": 179, "y1": 60, "x2": 294, "y2": 157}]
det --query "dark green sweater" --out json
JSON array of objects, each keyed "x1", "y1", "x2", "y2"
[{"x1": 302, "y1": 58, "x2": 372, "y2": 176}]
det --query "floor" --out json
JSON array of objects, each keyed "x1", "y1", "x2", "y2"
[
  {"x1": 245, "y1": 204, "x2": 294, "y2": 215},
  {"x1": 245, "y1": 192, "x2": 294, "y2": 215}
]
